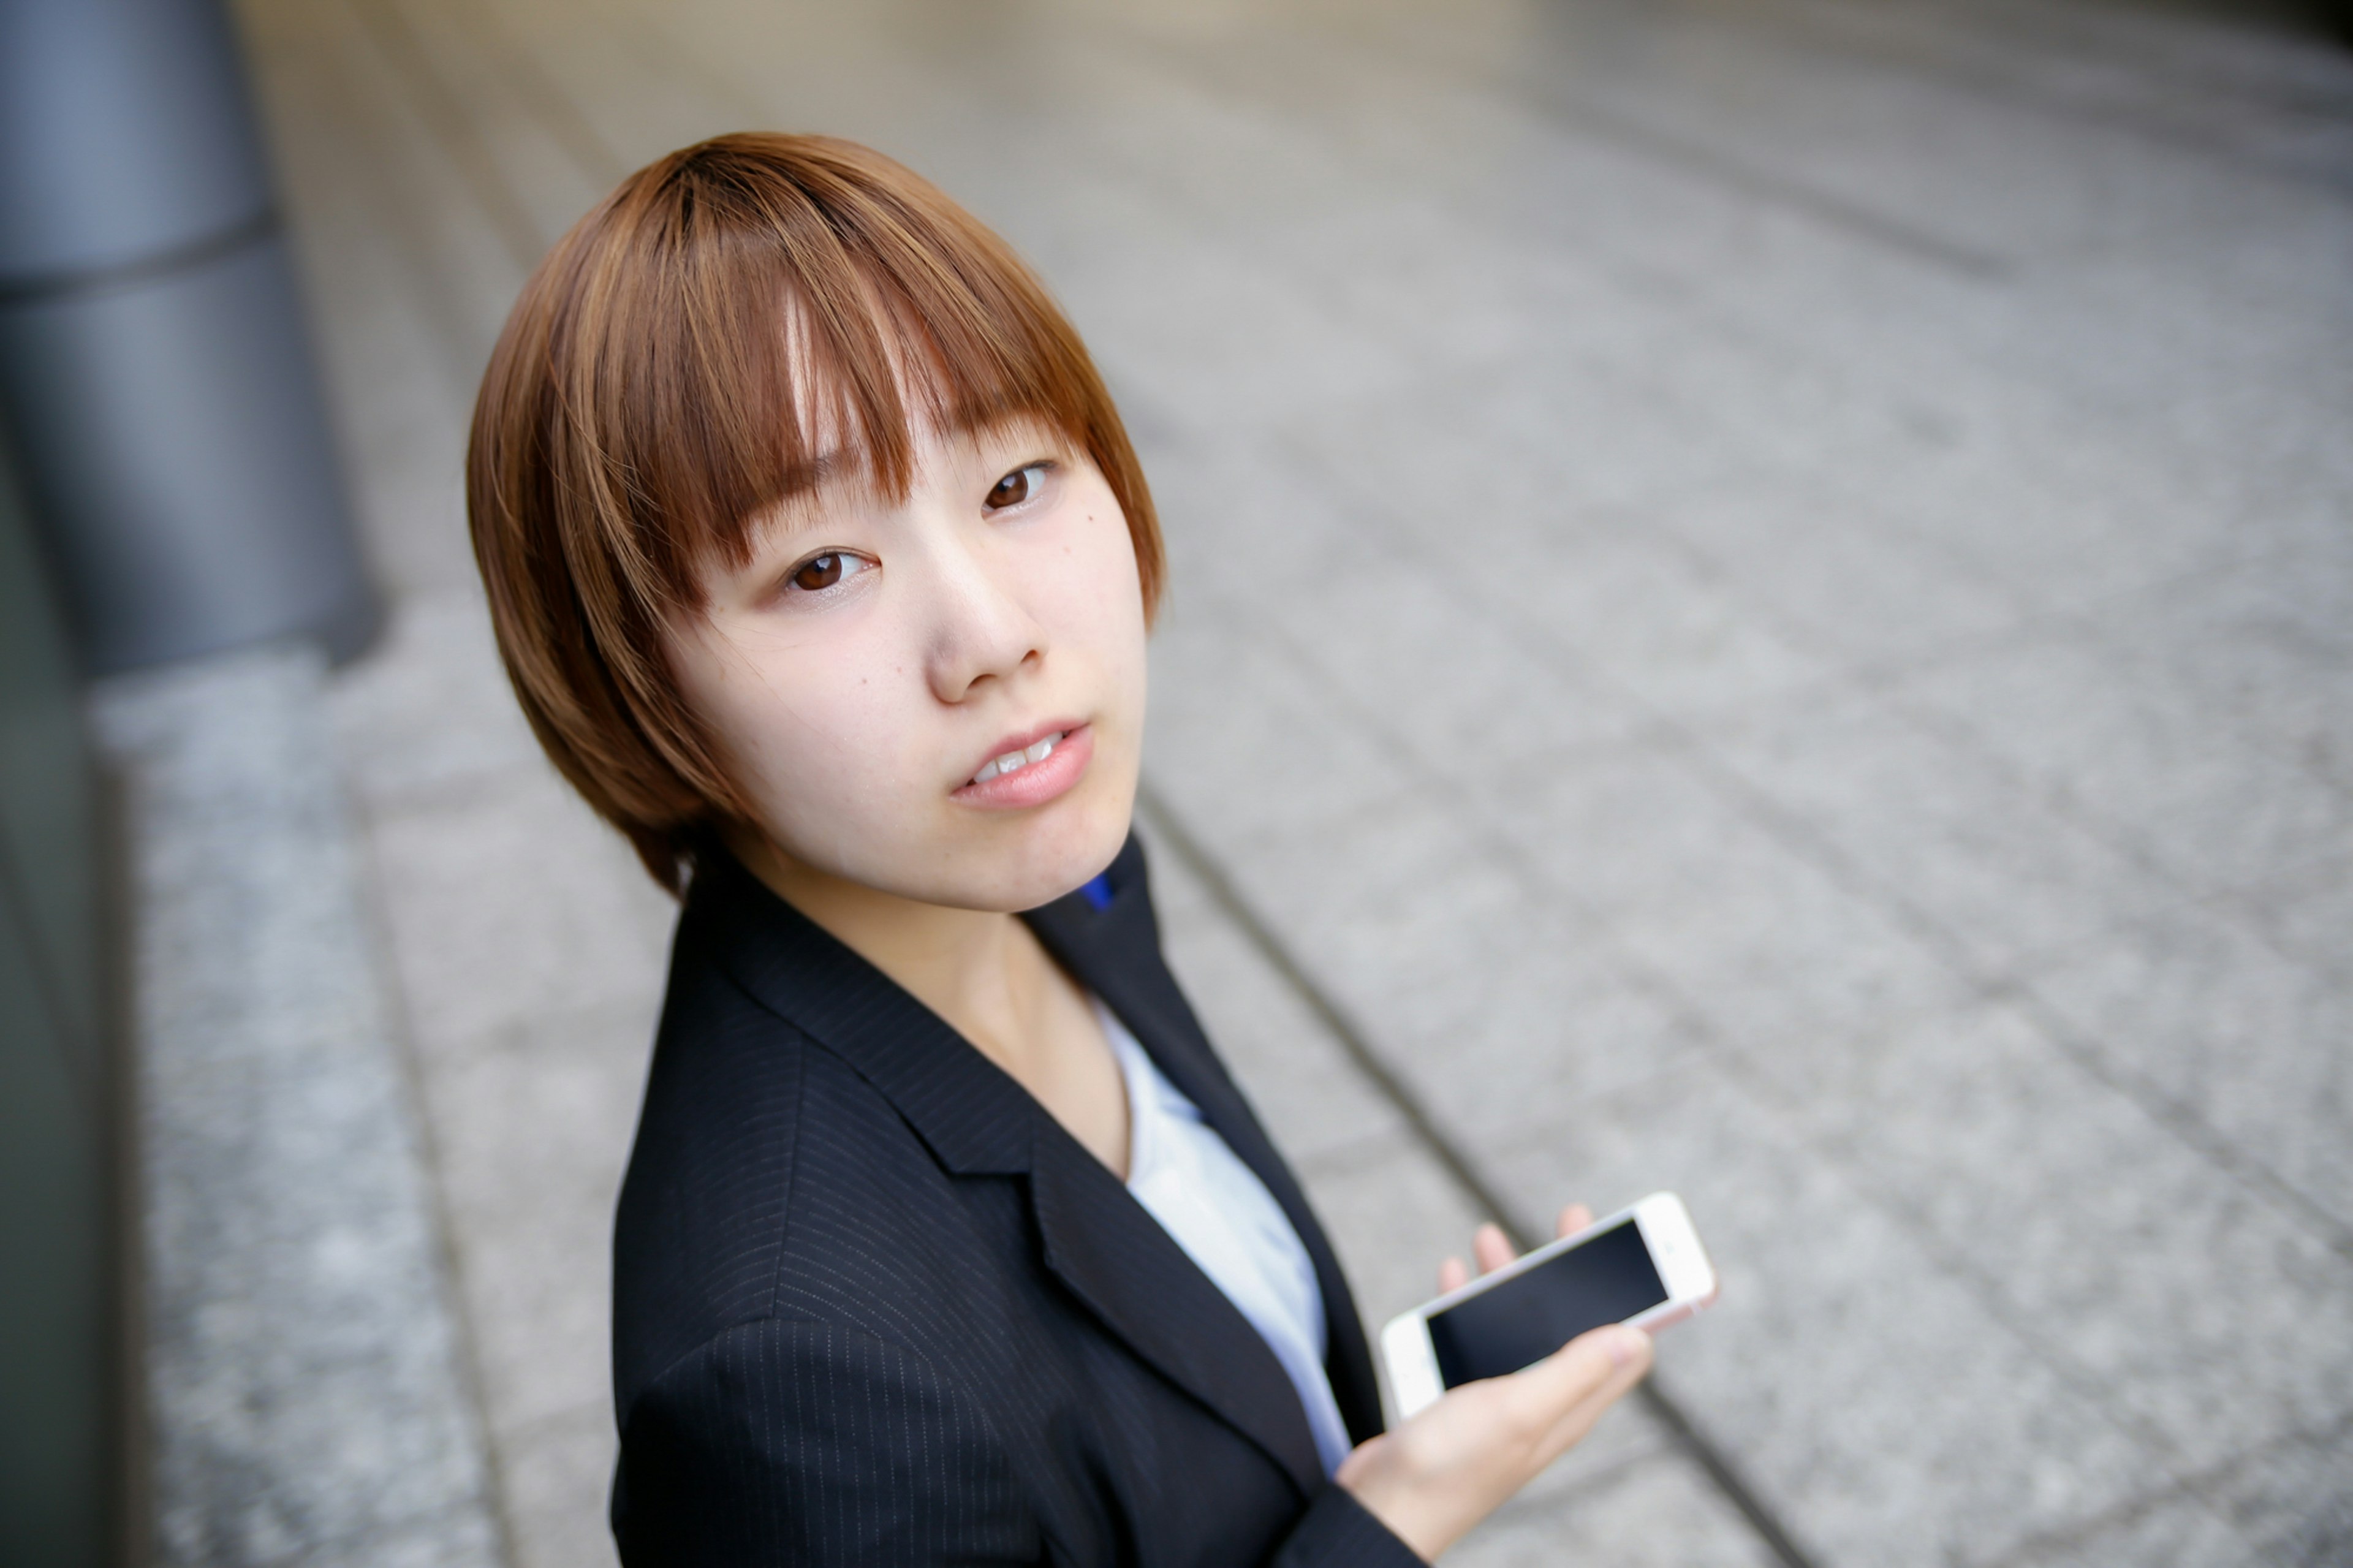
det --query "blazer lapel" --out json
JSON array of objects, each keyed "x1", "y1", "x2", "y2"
[
  {"x1": 1026, "y1": 1123, "x2": 1326, "y2": 1497},
  {"x1": 693, "y1": 850, "x2": 1325, "y2": 1498},
  {"x1": 1024, "y1": 836, "x2": 1389, "y2": 1450},
  {"x1": 696, "y1": 852, "x2": 1031, "y2": 1175}
]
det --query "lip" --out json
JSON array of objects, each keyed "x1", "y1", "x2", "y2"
[{"x1": 950, "y1": 721, "x2": 1093, "y2": 811}]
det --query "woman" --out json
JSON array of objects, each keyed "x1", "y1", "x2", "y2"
[{"x1": 467, "y1": 132, "x2": 1651, "y2": 1565}]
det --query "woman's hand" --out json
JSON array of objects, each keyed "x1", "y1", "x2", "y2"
[{"x1": 1335, "y1": 1205, "x2": 1653, "y2": 1562}]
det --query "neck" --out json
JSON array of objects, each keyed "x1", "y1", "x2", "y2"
[{"x1": 733, "y1": 834, "x2": 1053, "y2": 1078}]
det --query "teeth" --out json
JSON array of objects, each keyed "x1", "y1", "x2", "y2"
[{"x1": 969, "y1": 731, "x2": 1065, "y2": 786}]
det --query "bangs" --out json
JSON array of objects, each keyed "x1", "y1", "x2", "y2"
[{"x1": 557, "y1": 133, "x2": 1151, "y2": 606}]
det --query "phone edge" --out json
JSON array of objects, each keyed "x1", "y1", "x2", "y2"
[{"x1": 1377, "y1": 1191, "x2": 1718, "y2": 1414}]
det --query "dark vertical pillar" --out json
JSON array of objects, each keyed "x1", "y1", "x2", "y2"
[
  {"x1": 0, "y1": 0, "x2": 376, "y2": 673},
  {"x1": 0, "y1": 430, "x2": 114, "y2": 1568}
]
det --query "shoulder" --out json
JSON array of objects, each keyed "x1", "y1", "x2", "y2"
[{"x1": 612, "y1": 898, "x2": 957, "y2": 1419}]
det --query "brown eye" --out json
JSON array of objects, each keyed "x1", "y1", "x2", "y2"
[
  {"x1": 986, "y1": 463, "x2": 1048, "y2": 510},
  {"x1": 790, "y1": 553, "x2": 844, "y2": 591}
]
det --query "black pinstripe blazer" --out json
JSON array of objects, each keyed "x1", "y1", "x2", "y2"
[{"x1": 609, "y1": 835, "x2": 1420, "y2": 1566}]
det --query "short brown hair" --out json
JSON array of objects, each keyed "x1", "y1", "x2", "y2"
[{"x1": 467, "y1": 134, "x2": 1164, "y2": 892}]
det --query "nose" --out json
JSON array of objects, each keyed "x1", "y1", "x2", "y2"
[{"x1": 920, "y1": 528, "x2": 1042, "y2": 706}]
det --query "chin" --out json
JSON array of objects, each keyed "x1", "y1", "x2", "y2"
[{"x1": 949, "y1": 793, "x2": 1134, "y2": 914}]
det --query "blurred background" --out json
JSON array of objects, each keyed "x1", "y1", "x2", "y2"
[{"x1": 4, "y1": 1, "x2": 2351, "y2": 1565}]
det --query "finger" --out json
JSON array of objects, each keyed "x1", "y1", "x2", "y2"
[
  {"x1": 1472, "y1": 1223, "x2": 1515, "y2": 1275},
  {"x1": 1555, "y1": 1203, "x2": 1593, "y2": 1239},
  {"x1": 1512, "y1": 1323, "x2": 1652, "y2": 1422},
  {"x1": 1519, "y1": 1336, "x2": 1653, "y2": 1469},
  {"x1": 1438, "y1": 1257, "x2": 1468, "y2": 1294},
  {"x1": 1332, "y1": 1431, "x2": 1388, "y2": 1489}
]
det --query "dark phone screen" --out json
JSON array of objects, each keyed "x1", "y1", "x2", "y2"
[{"x1": 1427, "y1": 1220, "x2": 1667, "y2": 1387}]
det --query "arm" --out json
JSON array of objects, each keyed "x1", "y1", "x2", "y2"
[{"x1": 612, "y1": 1316, "x2": 1040, "y2": 1567}]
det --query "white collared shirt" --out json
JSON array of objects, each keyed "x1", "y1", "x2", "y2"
[{"x1": 1097, "y1": 1001, "x2": 1354, "y2": 1477}]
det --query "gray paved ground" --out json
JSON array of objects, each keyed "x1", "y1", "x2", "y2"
[
  {"x1": 98, "y1": 647, "x2": 502, "y2": 1568},
  {"x1": 232, "y1": 0, "x2": 2353, "y2": 1563}
]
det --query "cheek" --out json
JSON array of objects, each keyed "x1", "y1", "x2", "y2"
[
  {"x1": 672, "y1": 623, "x2": 923, "y2": 836},
  {"x1": 1041, "y1": 499, "x2": 1149, "y2": 676}
]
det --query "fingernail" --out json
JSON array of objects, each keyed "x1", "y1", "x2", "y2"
[{"x1": 1607, "y1": 1327, "x2": 1647, "y2": 1367}]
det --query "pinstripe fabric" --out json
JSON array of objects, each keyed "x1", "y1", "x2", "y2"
[{"x1": 610, "y1": 838, "x2": 1421, "y2": 1566}]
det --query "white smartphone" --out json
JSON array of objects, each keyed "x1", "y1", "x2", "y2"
[{"x1": 1379, "y1": 1191, "x2": 1718, "y2": 1419}]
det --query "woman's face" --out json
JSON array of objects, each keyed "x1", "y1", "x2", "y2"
[{"x1": 667, "y1": 417, "x2": 1148, "y2": 914}]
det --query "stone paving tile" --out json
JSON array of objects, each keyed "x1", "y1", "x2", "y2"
[
  {"x1": 417, "y1": 998, "x2": 654, "y2": 1439},
  {"x1": 1273, "y1": 354, "x2": 1752, "y2": 532},
  {"x1": 1889, "y1": 628, "x2": 2353, "y2": 898},
  {"x1": 376, "y1": 0, "x2": 619, "y2": 243},
  {"x1": 1658, "y1": 466, "x2": 2033, "y2": 672},
  {"x1": 237, "y1": 7, "x2": 494, "y2": 598},
  {"x1": 2238, "y1": 852, "x2": 2353, "y2": 987},
  {"x1": 1148, "y1": 850, "x2": 1411, "y2": 1168},
  {"x1": 1191, "y1": 793, "x2": 1710, "y2": 1149},
  {"x1": 1990, "y1": 1488, "x2": 2255, "y2": 1568},
  {"x1": 1191, "y1": 0, "x2": 2353, "y2": 535},
  {"x1": 360, "y1": 767, "x2": 672, "y2": 1061},
  {"x1": 1453, "y1": 1450, "x2": 1782, "y2": 1568},
  {"x1": 496, "y1": 1401, "x2": 621, "y2": 1568},
  {"x1": 1265, "y1": 214, "x2": 1652, "y2": 396},
  {"x1": 1699, "y1": 680, "x2": 2194, "y2": 977},
  {"x1": 1811, "y1": 0, "x2": 2353, "y2": 183},
  {"x1": 1472, "y1": 735, "x2": 1821, "y2": 917},
  {"x1": 1816, "y1": 408, "x2": 2267, "y2": 620},
  {"x1": 1398, "y1": 924, "x2": 1708, "y2": 1150},
  {"x1": 295, "y1": 274, "x2": 477, "y2": 599},
  {"x1": 1134, "y1": 428, "x2": 1390, "y2": 606},
  {"x1": 1481, "y1": 741, "x2": 1978, "y2": 1056},
  {"x1": 304, "y1": 1506, "x2": 506, "y2": 1568},
  {"x1": 98, "y1": 650, "x2": 504, "y2": 1568},
  {"x1": 2204, "y1": 1414, "x2": 2353, "y2": 1568},
  {"x1": 1211, "y1": 792, "x2": 1563, "y2": 1037},
  {"x1": 1269, "y1": 556, "x2": 1657, "y2": 782},
  {"x1": 1474, "y1": 515, "x2": 1847, "y2": 725},
  {"x1": 1142, "y1": 596, "x2": 1415, "y2": 845},
  {"x1": 328, "y1": 586, "x2": 548, "y2": 814},
  {"x1": 1347, "y1": 35, "x2": 2015, "y2": 352},
  {"x1": 2018, "y1": 901, "x2": 2353, "y2": 1238},
  {"x1": 1041, "y1": 176, "x2": 1433, "y2": 430},
  {"x1": 2075, "y1": 546, "x2": 2353, "y2": 795},
  {"x1": 1475, "y1": 6, "x2": 2097, "y2": 262},
  {"x1": 241, "y1": 0, "x2": 532, "y2": 373},
  {"x1": 1483, "y1": 1066, "x2": 2158, "y2": 1568},
  {"x1": 1757, "y1": 998, "x2": 2353, "y2": 1471}
]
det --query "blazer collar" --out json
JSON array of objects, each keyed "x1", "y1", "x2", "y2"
[
  {"x1": 1025, "y1": 838, "x2": 1387, "y2": 1451},
  {"x1": 688, "y1": 842, "x2": 1327, "y2": 1497},
  {"x1": 691, "y1": 848, "x2": 1032, "y2": 1174}
]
